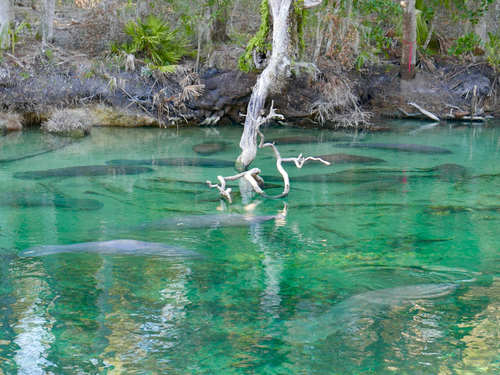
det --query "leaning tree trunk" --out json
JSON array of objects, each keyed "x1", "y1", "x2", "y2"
[
  {"x1": 0, "y1": 0, "x2": 14, "y2": 49},
  {"x1": 41, "y1": 0, "x2": 55, "y2": 47},
  {"x1": 235, "y1": 0, "x2": 321, "y2": 172},
  {"x1": 400, "y1": 0, "x2": 417, "y2": 79}
]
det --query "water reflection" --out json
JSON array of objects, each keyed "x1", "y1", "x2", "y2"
[
  {"x1": 97, "y1": 258, "x2": 191, "y2": 373},
  {"x1": 11, "y1": 260, "x2": 56, "y2": 374}
]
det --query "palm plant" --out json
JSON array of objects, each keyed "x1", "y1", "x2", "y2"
[
  {"x1": 485, "y1": 32, "x2": 500, "y2": 72},
  {"x1": 123, "y1": 15, "x2": 191, "y2": 73}
]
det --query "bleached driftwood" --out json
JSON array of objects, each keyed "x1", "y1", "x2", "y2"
[
  {"x1": 408, "y1": 102, "x2": 440, "y2": 121},
  {"x1": 445, "y1": 114, "x2": 488, "y2": 122},
  {"x1": 207, "y1": 103, "x2": 330, "y2": 203}
]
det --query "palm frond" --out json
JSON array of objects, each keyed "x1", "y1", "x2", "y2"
[{"x1": 180, "y1": 84, "x2": 205, "y2": 101}]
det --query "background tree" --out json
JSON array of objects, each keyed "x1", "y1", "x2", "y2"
[
  {"x1": 400, "y1": 0, "x2": 416, "y2": 79},
  {"x1": 209, "y1": 0, "x2": 230, "y2": 43},
  {"x1": 0, "y1": 0, "x2": 14, "y2": 49},
  {"x1": 41, "y1": 0, "x2": 55, "y2": 48}
]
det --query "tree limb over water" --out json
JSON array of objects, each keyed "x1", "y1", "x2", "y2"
[{"x1": 207, "y1": 107, "x2": 329, "y2": 203}]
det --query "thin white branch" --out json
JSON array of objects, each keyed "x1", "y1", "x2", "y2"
[{"x1": 303, "y1": 0, "x2": 323, "y2": 8}]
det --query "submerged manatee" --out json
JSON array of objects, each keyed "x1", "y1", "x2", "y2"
[
  {"x1": 284, "y1": 283, "x2": 458, "y2": 343},
  {"x1": 0, "y1": 192, "x2": 103, "y2": 210},
  {"x1": 333, "y1": 143, "x2": 453, "y2": 154},
  {"x1": 192, "y1": 141, "x2": 231, "y2": 155},
  {"x1": 268, "y1": 136, "x2": 326, "y2": 145},
  {"x1": 433, "y1": 163, "x2": 467, "y2": 181},
  {"x1": 100, "y1": 213, "x2": 280, "y2": 233},
  {"x1": 18, "y1": 239, "x2": 203, "y2": 258},
  {"x1": 13, "y1": 165, "x2": 153, "y2": 180},
  {"x1": 268, "y1": 136, "x2": 361, "y2": 145},
  {"x1": 105, "y1": 158, "x2": 234, "y2": 168}
]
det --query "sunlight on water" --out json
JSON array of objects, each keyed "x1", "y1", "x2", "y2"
[{"x1": 1, "y1": 121, "x2": 500, "y2": 373}]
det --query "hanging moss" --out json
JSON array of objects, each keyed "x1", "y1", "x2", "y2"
[
  {"x1": 291, "y1": 0, "x2": 307, "y2": 58},
  {"x1": 238, "y1": 0, "x2": 271, "y2": 72}
]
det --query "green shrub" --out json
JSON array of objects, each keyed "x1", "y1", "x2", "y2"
[
  {"x1": 449, "y1": 32, "x2": 482, "y2": 57},
  {"x1": 238, "y1": 0, "x2": 271, "y2": 73}
]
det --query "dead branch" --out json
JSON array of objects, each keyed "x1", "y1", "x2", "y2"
[{"x1": 207, "y1": 104, "x2": 330, "y2": 203}]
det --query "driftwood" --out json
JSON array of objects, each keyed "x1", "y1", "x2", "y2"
[
  {"x1": 445, "y1": 102, "x2": 488, "y2": 122},
  {"x1": 408, "y1": 102, "x2": 440, "y2": 121},
  {"x1": 445, "y1": 114, "x2": 488, "y2": 122}
]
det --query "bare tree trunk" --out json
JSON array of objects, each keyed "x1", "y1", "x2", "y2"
[
  {"x1": 235, "y1": 0, "x2": 322, "y2": 172},
  {"x1": 312, "y1": 15, "x2": 323, "y2": 63},
  {"x1": 0, "y1": 0, "x2": 14, "y2": 49},
  {"x1": 41, "y1": 0, "x2": 55, "y2": 48},
  {"x1": 400, "y1": 0, "x2": 416, "y2": 79},
  {"x1": 235, "y1": 0, "x2": 293, "y2": 172},
  {"x1": 235, "y1": 1, "x2": 319, "y2": 172},
  {"x1": 473, "y1": 0, "x2": 500, "y2": 45}
]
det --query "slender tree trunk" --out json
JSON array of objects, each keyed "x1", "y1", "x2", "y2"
[
  {"x1": 312, "y1": 15, "x2": 323, "y2": 63},
  {"x1": 423, "y1": 13, "x2": 437, "y2": 50},
  {"x1": 400, "y1": 0, "x2": 416, "y2": 79},
  {"x1": 41, "y1": 0, "x2": 55, "y2": 48},
  {"x1": 0, "y1": 0, "x2": 14, "y2": 49},
  {"x1": 211, "y1": 1, "x2": 229, "y2": 43}
]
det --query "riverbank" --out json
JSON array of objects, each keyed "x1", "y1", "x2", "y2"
[{"x1": 1, "y1": 13, "x2": 499, "y2": 130}]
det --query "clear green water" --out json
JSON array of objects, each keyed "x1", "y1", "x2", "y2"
[{"x1": 1, "y1": 122, "x2": 500, "y2": 374}]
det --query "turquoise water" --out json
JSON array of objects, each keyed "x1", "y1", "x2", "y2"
[{"x1": 1, "y1": 121, "x2": 500, "y2": 374}]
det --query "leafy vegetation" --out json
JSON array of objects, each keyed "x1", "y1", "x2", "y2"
[
  {"x1": 0, "y1": 21, "x2": 31, "y2": 54},
  {"x1": 449, "y1": 32, "x2": 482, "y2": 57},
  {"x1": 486, "y1": 32, "x2": 500, "y2": 72}
]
